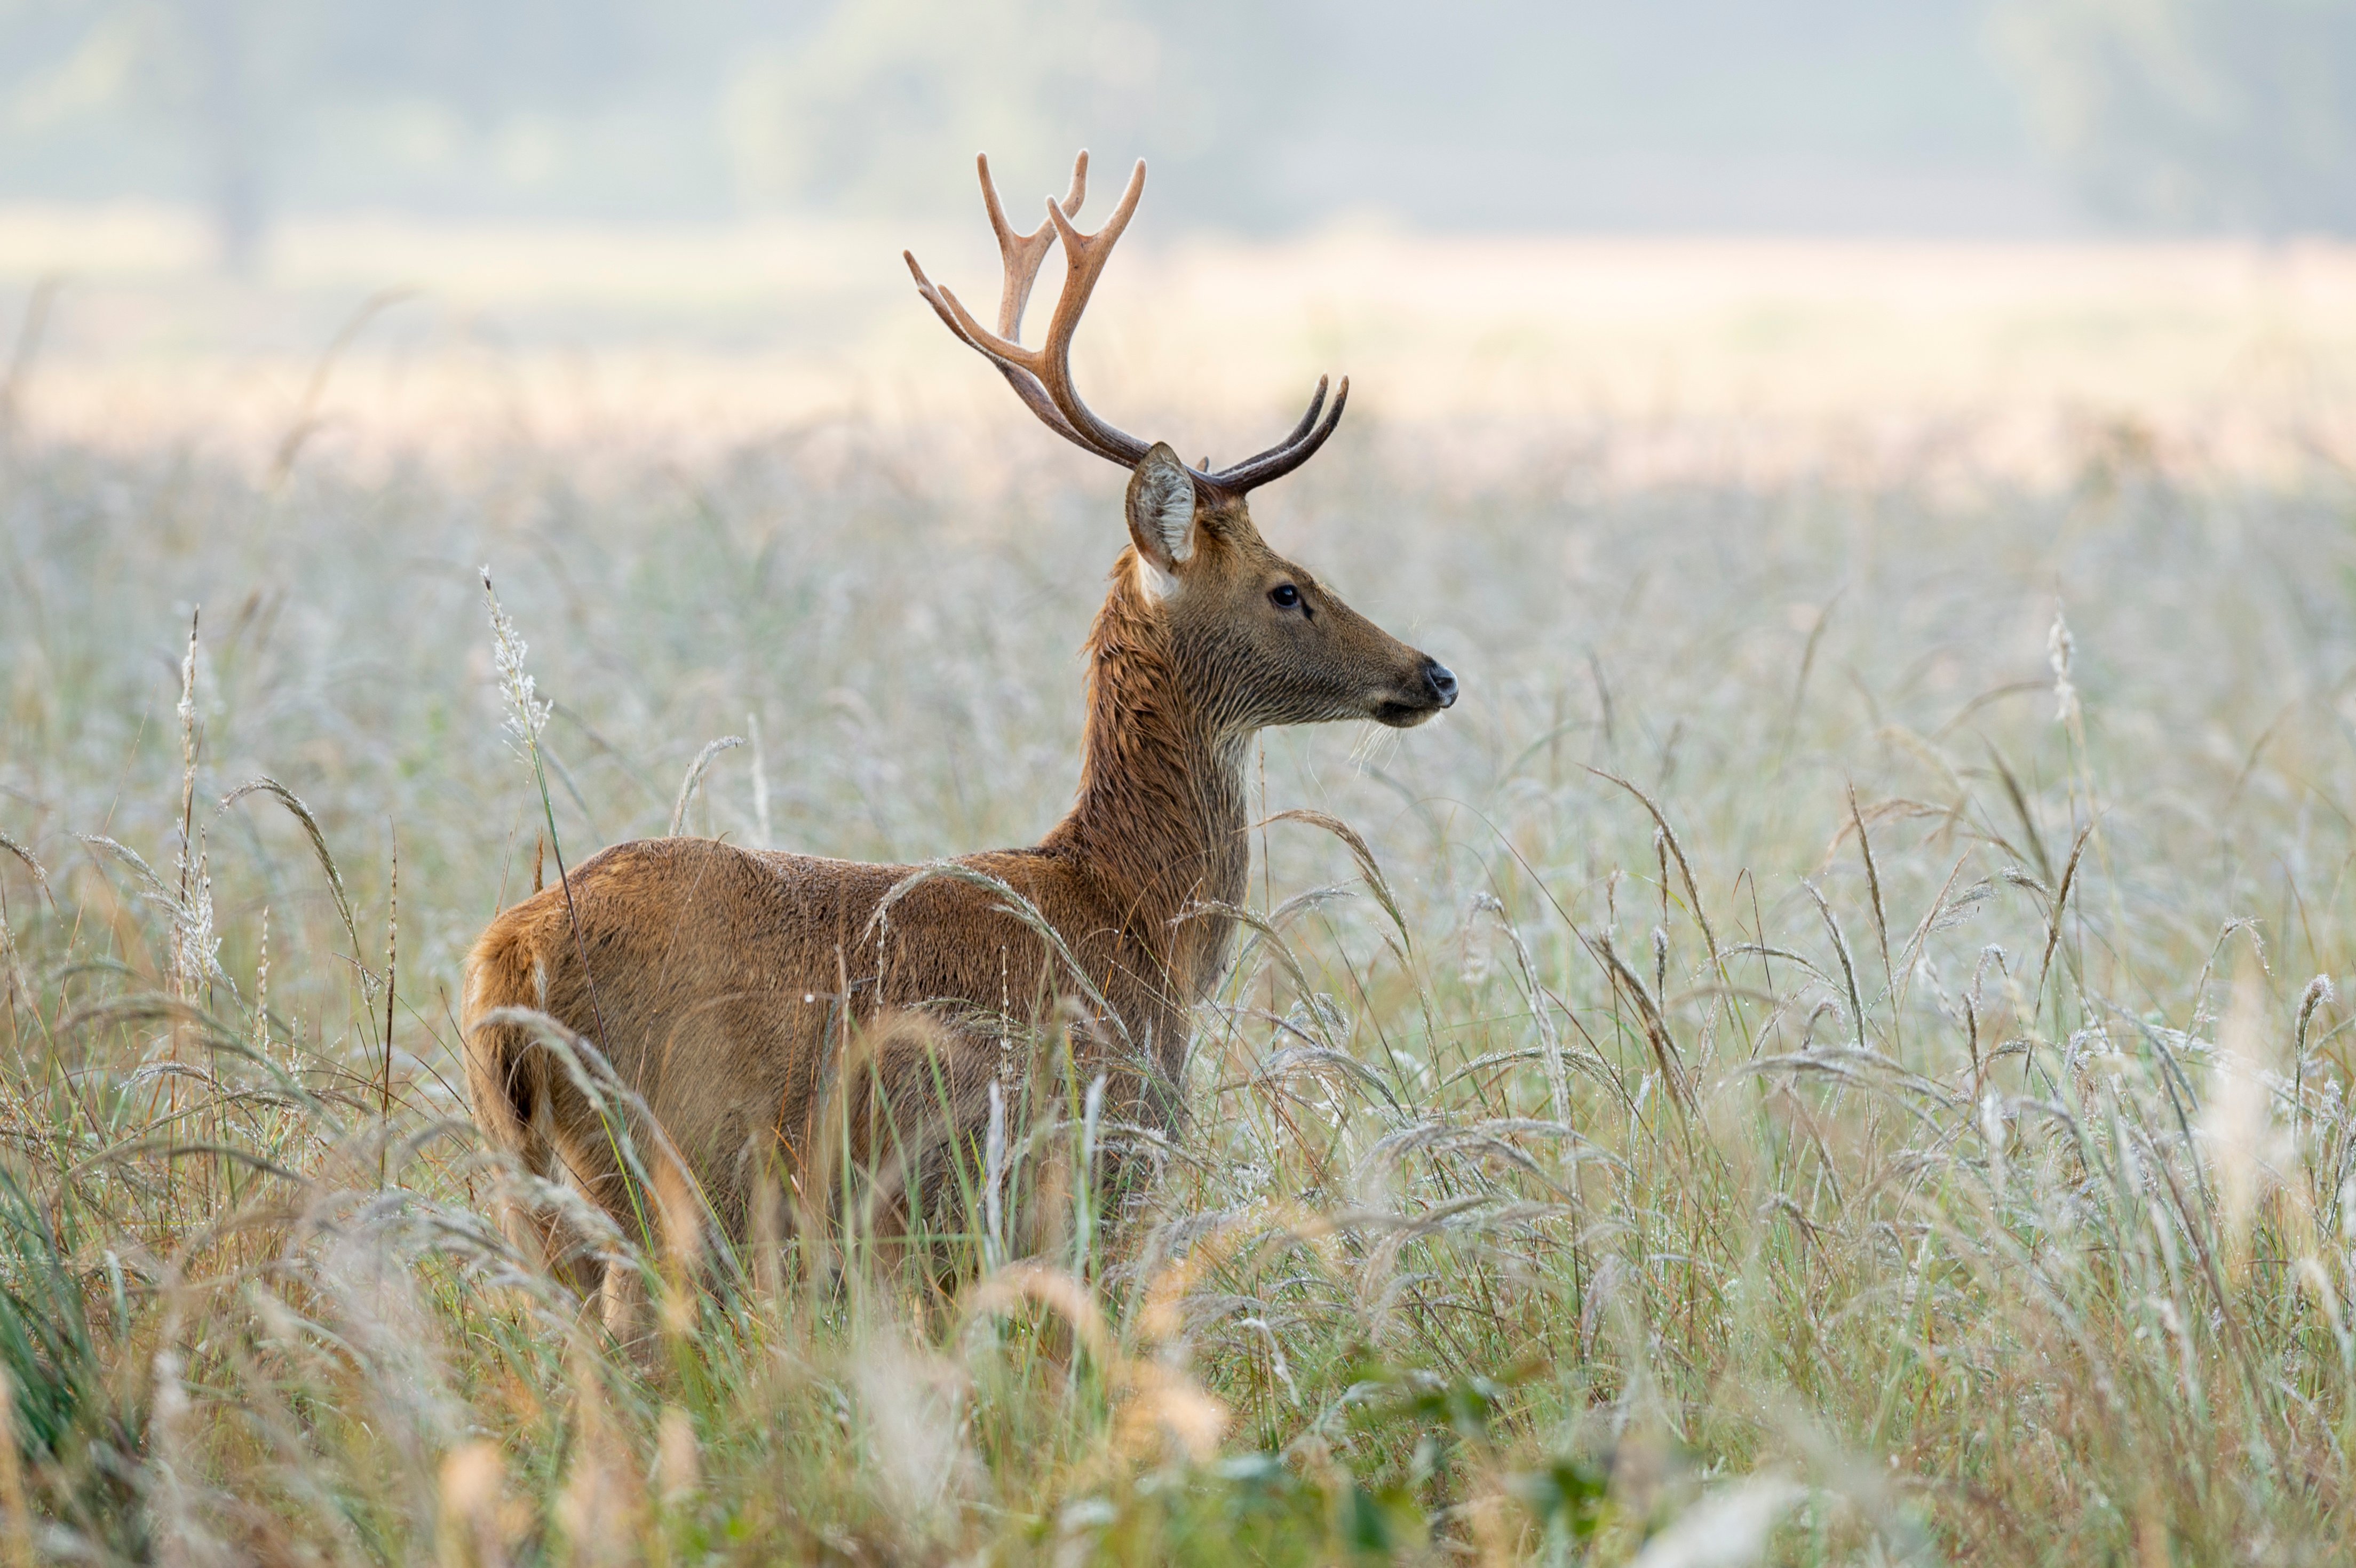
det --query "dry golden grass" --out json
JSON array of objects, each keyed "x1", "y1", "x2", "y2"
[{"x1": 4, "y1": 211, "x2": 2356, "y2": 1562}]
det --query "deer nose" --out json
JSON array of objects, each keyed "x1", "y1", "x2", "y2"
[{"x1": 1422, "y1": 659, "x2": 1458, "y2": 709}]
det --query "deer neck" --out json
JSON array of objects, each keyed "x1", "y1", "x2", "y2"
[{"x1": 1044, "y1": 574, "x2": 1252, "y2": 1005}]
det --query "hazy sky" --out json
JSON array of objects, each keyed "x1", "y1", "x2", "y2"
[{"x1": 0, "y1": 0, "x2": 2340, "y2": 238}]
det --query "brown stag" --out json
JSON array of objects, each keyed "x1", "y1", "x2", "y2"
[{"x1": 461, "y1": 150, "x2": 1458, "y2": 1327}]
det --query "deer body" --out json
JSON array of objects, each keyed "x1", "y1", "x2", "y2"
[{"x1": 461, "y1": 153, "x2": 1455, "y2": 1318}]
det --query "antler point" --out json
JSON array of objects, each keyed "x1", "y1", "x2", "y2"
[{"x1": 911, "y1": 152, "x2": 1159, "y2": 470}]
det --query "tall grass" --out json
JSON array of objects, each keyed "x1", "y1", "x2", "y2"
[{"x1": 4, "y1": 415, "x2": 2355, "y2": 1562}]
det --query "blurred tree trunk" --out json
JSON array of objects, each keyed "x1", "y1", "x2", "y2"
[
  {"x1": 1997, "y1": 0, "x2": 2356, "y2": 234},
  {"x1": 185, "y1": 0, "x2": 263, "y2": 273}
]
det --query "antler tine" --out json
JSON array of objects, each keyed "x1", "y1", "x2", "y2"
[
  {"x1": 1208, "y1": 376, "x2": 1350, "y2": 492},
  {"x1": 1227, "y1": 375, "x2": 1328, "y2": 469},
  {"x1": 903, "y1": 250, "x2": 1097, "y2": 453},
  {"x1": 905, "y1": 149, "x2": 1129, "y2": 461},
  {"x1": 979, "y1": 150, "x2": 1088, "y2": 344},
  {"x1": 1281, "y1": 376, "x2": 1330, "y2": 448},
  {"x1": 1035, "y1": 158, "x2": 1153, "y2": 467}
]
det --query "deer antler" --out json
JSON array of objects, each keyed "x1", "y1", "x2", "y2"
[
  {"x1": 905, "y1": 151, "x2": 1347, "y2": 496},
  {"x1": 905, "y1": 152, "x2": 1094, "y2": 451},
  {"x1": 1204, "y1": 373, "x2": 1348, "y2": 494}
]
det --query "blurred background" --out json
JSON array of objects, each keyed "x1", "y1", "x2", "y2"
[
  {"x1": 0, "y1": 0, "x2": 2352, "y2": 472},
  {"x1": 11, "y1": 0, "x2": 2356, "y2": 243}
]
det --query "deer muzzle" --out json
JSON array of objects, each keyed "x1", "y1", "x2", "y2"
[{"x1": 1374, "y1": 656, "x2": 1459, "y2": 728}]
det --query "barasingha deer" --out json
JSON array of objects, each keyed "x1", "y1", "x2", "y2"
[{"x1": 461, "y1": 151, "x2": 1458, "y2": 1325}]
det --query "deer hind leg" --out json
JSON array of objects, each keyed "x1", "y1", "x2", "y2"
[
  {"x1": 462, "y1": 961, "x2": 561, "y2": 1268},
  {"x1": 529, "y1": 1057, "x2": 663, "y2": 1343},
  {"x1": 463, "y1": 927, "x2": 640, "y2": 1322}
]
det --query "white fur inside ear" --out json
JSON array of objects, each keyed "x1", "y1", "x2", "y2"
[
  {"x1": 1141, "y1": 463, "x2": 1194, "y2": 563},
  {"x1": 1136, "y1": 552, "x2": 1180, "y2": 602}
]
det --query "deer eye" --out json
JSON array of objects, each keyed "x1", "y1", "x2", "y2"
[{"x1": 1269, "y1": 584, "x2": 1302, "y2": 611}]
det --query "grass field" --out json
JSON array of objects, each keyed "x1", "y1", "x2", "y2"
[{"x1": 6, "y1": 220, "x2": 2356, "y2": 1562}]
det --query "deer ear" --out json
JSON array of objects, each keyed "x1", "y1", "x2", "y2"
[{"x1": 1125, "y1": 443, "x2": 1199, "y2": 573}]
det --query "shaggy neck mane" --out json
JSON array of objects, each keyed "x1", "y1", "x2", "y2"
[{"x1": 1041, "y1": 556, "x2": 1250, "y2": 1013}]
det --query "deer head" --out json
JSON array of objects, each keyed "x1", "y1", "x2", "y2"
[{"x1": 905, "y1": 151, "x2": 1458, "y2": 738}]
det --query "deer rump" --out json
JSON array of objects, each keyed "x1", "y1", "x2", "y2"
[{"x1": 462, "y1": 835, "x2": 1185, "y2": 1266}]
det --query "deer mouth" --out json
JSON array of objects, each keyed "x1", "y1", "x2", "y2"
[
  {"x1": 1373, "y1": 699, "x2": 1443, "y2": 728},
  {"x1": 1371, "y1": 657, "x2": 1458, "y2": 727}
]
